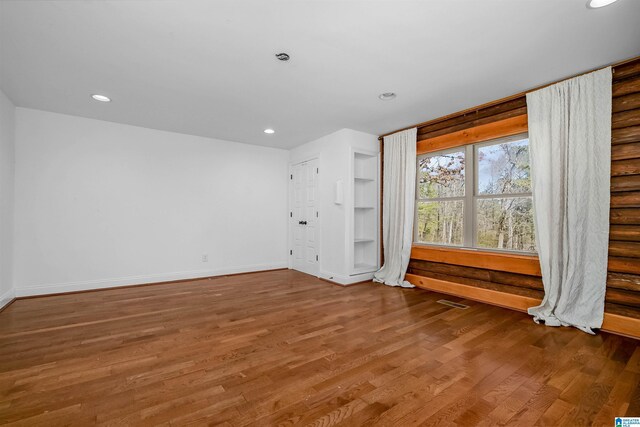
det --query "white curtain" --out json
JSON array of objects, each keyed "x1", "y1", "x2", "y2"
[
  {"x1": 374, "y1": 128, "x2": 417, "y2": 288},
  {"x1": 526, "y1": 67, "x2": 612, "y2": 334}
]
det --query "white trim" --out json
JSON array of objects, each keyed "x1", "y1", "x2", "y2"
[
  {"x1": 14, "y1": 262, "x2": 287, "y2": 297},
  {"x1": 474, "y1": 193, "x2": 532, "y2": 199},
  {"x1": 0, "y1": 287, "x2": 16, "y2": 310},
  {"x1": 465, "y1": 144, "x2": 475, "y2": 247},
  {"x1": 319, "y1": 270, "x2": 374, "y2": 286}
]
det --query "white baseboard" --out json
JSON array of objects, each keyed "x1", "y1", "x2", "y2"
[
  {"x1": 14, "y1": 262, "x2": 288, "y2": 297},
  {"x1": 319, "y1": 271, "x2": 375, "y2": 286},
  {"x1": 0, "y1": 287, "x2": 16, "y2": 310}
]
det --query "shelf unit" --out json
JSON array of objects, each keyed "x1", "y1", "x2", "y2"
[{"x1": 351, "y1": 150, "x2": 379, "y2": 276}]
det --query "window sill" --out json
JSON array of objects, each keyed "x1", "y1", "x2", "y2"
[{"x1": 411, "y1": 244, "x2": 541, "y2": 276}]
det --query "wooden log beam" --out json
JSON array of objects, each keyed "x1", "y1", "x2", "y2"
[
  {"x1": 607, "y1": 272, "x2": 640, "y2": 292},
  {"x1": 611, "y1": 159, "x2": 640, "y2": 176},
  {"x1": 610, "y1": 208, "x2": 640, "y2": 225},
  {"x1": 614, "y1": 60, "x2": 640, "y2": 81},
  {"x1": 489, "y1": 270, "x2": 543, "y2": 291},
  {"x1": 416, "y1": 115, "x2": 528, "y2": 154},
  {"x1": 612, "y1": 126, "x2": 640, "y2": 145},
  {"x1": 612, "y1": 142, "x2": 640, "y2": 161},
  {"x1": 605, "y1": 302, "x2": 640, "y2": 319},
  {"x1": 408, "y1": 259, "x2": 543, "y2": 290},
  {"x1": 407, "y1": 268, "x2": 543, "y2": 298},
  {"x1": 613, "y1": 109, "x2": 640, "y2": 129},
  {"x1": 409, "y1": 259, "x2": 490, "y2": 281},
  {"x1": 606, "y1": 287, "x2": 640, "y2": 307},
  {"x1": 608, "y1": 256, "x2": 640, "y2": 275},
  {"x1": 610, "y1": 225, "x2": 640, "y2": 241},
  {"x1": 613, "y1": 75, "x2": 640, "y2": 98},
  {"x1": 418, "y1": 107, "x2": 527, "y2": 141},
  {"x1": 611, "y1": 191, "x2": 640, "y2": 208},
  {"x1": 414, "y1": 98, "x2": 527, "y2": 138},
  {"x1": 602, "y1": 311, "x2": 640, "y2": 338},
  {"x1": 609, "y1": 241, "x2": 640, "y2": 258},
  {"x1": 410, "y1": 245, "x2": 541, "y2": 276},
  {"x1": 611, "y1": 175, "x2": 640, "y2": 193},
  {"x1": 613, "y1": 93, "x2": 640, "y2": 113}
]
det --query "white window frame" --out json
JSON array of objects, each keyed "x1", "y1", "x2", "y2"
[
  {"x1": 415, "y1": 132, "x2": 535, "y2": 254},
  {"x1": 415, "y1": 146, "x2": 467, "y2": 247}
]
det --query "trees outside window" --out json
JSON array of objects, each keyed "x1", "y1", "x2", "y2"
[
  {"x1": 415, "y1": 134, "x2": 535, "y2": 253},
  {"x1": 416, "y1": 150, "x2": 465, "y2": 245}
]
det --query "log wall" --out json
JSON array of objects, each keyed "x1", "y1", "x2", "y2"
[
  {"x1": 606, "y1": 58, "x2": 640, "y2": 319},
  {"x1": 393, "y1": 57, "x2": 640, "y2": 323}
]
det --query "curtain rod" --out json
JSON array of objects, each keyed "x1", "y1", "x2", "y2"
[{"x1": 378, "y1": 54, "x2": 640, "y2": 140}]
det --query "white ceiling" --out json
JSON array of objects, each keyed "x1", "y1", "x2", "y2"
[{"x1": 1, "y1": 0, "x2": 639, "y2": 149}]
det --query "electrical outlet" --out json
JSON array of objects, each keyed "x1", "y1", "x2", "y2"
[{"x1": 202, "y1": 254, "x2": 208, "y2": 262}]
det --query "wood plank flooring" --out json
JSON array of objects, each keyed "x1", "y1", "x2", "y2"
[{"x1": 0, "y1": 269, "x2": 639, "y2": 426}]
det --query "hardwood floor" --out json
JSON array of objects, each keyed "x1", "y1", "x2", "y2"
[{"x1": 0, "y1": 269, "x2": 639, "y2": 426}]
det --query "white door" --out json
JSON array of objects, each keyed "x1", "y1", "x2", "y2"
[{"x1": 291, "y1": 159, "x2": 319, "y2": 276}]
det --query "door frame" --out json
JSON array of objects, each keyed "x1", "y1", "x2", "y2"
[{"x1": 288, "y1": 156, "x2": 321, "y2": 276}]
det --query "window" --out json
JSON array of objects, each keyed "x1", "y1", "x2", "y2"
[
  {"x1": 415, "y1": 134, "x2": 535, "y2": 253},
  {"x1": 416, "y1": 149, "x2": 465, "y2": 246}
]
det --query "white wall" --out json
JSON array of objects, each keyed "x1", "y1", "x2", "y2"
[
  {"x1": 14, "y1": 108, "x2": 289, "y2": 296},
  {"x1": 289, "y1": 128, "x2": 378, "y2": 284},
  {"x1": 0, "y1": 90, "x2": 15, "y2": 307}
]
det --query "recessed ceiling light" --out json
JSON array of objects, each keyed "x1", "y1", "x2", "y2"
[
  {"x1": 91, "y1": 94, "x2": 111, "y2": 102},
  {"x1": 264, "y1": 128, "x2": 275, "y2": 134},
  {"x1": 587, "y1": 0, "x2": 619, "y2": 8},
  {"x1": 378, "y1": 92, "x2": 397, "y2": 101}
]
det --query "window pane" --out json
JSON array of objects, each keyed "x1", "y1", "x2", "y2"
[
  {"x1": 477, "y1": 138, "x2": 530, "y2": 195},
  {"x1": 417, "y1": 151, "x2": 465, "y2": 198},
  {"x1": 416, "y1": 200, "x2": 464, "y2": 246},
  {"x1": 476, "y1": 197, "x2": 535, "y2": 251}
]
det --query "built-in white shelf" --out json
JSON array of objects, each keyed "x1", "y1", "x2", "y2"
[
  {"x1": 351, "y1": 150, "x2": 379, "y2": 277},
  {"x1": 353, "y1": 262, "x2": 377, "y2": 273}
]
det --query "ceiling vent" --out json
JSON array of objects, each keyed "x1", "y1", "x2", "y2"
[{"x1": 378, "y1": 92, "x2": 397, "y2": 101}]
